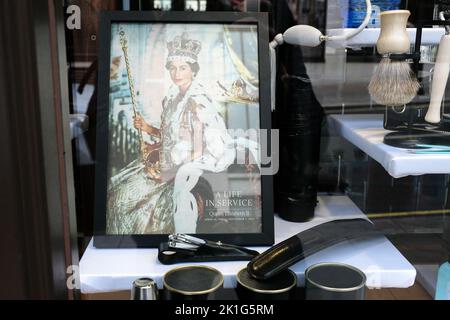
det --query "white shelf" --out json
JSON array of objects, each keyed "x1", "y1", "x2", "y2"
[
  {"x1": 327, "y1": 28, "x2": 446, "y2": 49},
  {"x1": 79, "y1": 195, "x2": 416, "y2": 294},
  {"x1": 329, "y1": 114, "x2": 450, "y2": 178}
]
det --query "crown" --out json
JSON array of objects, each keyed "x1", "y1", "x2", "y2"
[{"x1": 167, "y1": 33, "x2": 202, "y2": 63}]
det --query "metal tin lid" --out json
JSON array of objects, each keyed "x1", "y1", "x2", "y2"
[
  {"x1": 237, "y1": 268, "x2": 297, "y2": 294},
  {"x1": 163, "y1": 265, "x2": 224, "y2": 296},
  {"x1": 305, "y1": 263, "x2": 366, "y2": 293}
]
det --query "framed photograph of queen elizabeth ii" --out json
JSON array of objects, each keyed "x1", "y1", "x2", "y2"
[{"x1": 94, "y1": 11, "x2": 274, "y2": 248}]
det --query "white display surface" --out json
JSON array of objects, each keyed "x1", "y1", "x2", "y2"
[
  {"x1": 327, "y1": 28, "x2": 445, "y2": 48},
  {"x1": 329, "y1": 114, "x2": 450, "y2": 178},
  {"x1": 80, "y1": 195, "x2": 416, "y2": 294}
]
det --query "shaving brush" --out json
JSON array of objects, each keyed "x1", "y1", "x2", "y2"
[{"x1": 368, "y1": 10, "x2": 420, "y2": 106}]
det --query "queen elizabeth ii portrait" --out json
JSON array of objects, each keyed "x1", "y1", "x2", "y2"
[{"x1": 105, "y1": 23, "x2": 262, "y2": 235}]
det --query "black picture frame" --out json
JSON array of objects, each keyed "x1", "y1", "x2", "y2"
[{"x1": 94, "y1": 11, "x2": 273, "y2": 248}]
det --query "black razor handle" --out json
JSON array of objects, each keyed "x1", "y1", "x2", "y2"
[{"x1": 247, "y1": 218, "x2": 381, "y2": 280}]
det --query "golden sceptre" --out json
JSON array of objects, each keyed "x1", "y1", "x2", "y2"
[{"x1": 118, "y1": 28, "x2": 147, "y2": 160}]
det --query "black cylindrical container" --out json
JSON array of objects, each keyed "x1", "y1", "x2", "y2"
[
  {"x1": 163, "y1": 265, "x2": 224, "y2": 300},
  {"x1": 305, "y1": 263, "x2": 366, "y2": 300},
  {"x1": 236, "y1": 268, "x2": 297, "y2": 300},
  {"x1": 277, "y1": 75, "x2": 323, "y2": 222}
]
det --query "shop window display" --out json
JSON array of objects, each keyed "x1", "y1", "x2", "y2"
[{"x1": 56, "y1": 0, "x2": 450, "y2": 300}]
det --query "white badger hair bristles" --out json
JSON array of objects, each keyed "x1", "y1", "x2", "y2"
[{"x1": 368, "y1": 57, "x2": 420, "y2": 106}]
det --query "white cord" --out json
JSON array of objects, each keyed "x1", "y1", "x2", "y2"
[
  {"x1": 269, "y1": 34, "x2": 284, "y2": 111},
  {"x1": 327, "y1": 0, "x2": 372, "y2": 42}
]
